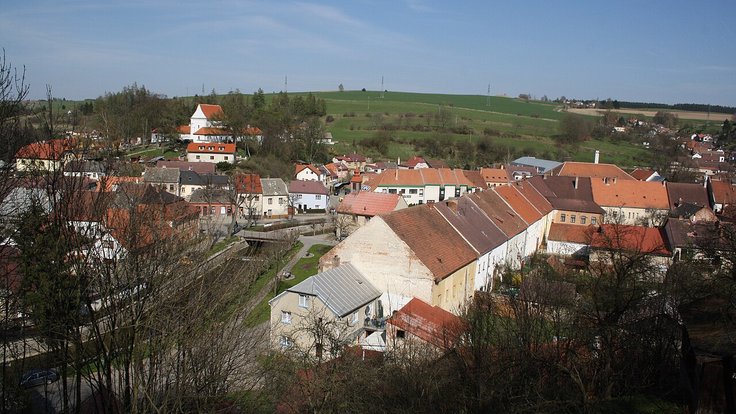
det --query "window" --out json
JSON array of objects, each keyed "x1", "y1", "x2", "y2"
[
  {"x1": 419, "y1": 189, "x2": 424, "y2": 196},
  {"x1": 388, "y1": 189, "x2": 397, "y2": 194},
  {"x1": 198, "y1": 146, "x2": 204, "y2": 150},
  {"x1": 315, "y1": 195, "x2": 321, "y2": 200},
  {"x1": 279, "y1": 197, "x2": 284, "y2": 205},
  {"x1": 409, "y1": 189, "x2": 418, "y2": 195},
  {"x1": 560, "y1": 213, "x2": 566, "y2": 223},
  {"x1": 196, "y1": 155, "x2": 201, "y2": 159},
  {"x1": 399, "y1": 189, "x2": 405, "y2": 194},
  {"x1": 350, "y1": 311, "x2": 359, "y2": 325},
  {"x1": 219, "y1": 146, "x2": 224, "y2": 151},
  {"x1": 224, "y1": 156, "x2": 229, "y2": 160},
  {"x1": 299, "y1": 294, "x2": 310, "y2": 308},
  {"x1": 455, "y1": 188, "x2": 461, "y2": 197},
  {"x1": 570, "y1": 215, "x2": 576, "y2": 224},
  {"x1": 281, "y1": 311, "x2": 292, "y2": 324},
  {"x1": 296, "y1": 194, "x2": 302, "y2": 199},
  {"x1": 396, "y1": 329, "x2": 406, "y2": 339},
  {"x1": 268, "y1": 198, "x2": 273, "y2": 205},
  {"x1": 255, "y1": 196, "x2": 260, "y2": 201},
  {"x1": 581, "y1": 216, "x2": 587, "y2": 225},
  {"x1": 591, "y1": 217, "x2": 597, "y2": 225},
  {"x1": 210, "y1": 156, "x2": 215, "y2": 160},
  {"x1": 169, "y1": 184, "x2": 174, "y2": 191},
  {"x1": 279, "y1": 336, "x2": 293, "y2": 349}
]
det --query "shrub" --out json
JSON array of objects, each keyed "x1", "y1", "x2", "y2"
[{"x1": 325, "y1": 115, "x2": 335, "y2": 123}]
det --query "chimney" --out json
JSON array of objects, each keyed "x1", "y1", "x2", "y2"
[
  {"x1": 574, "y1": 176, "x2": 579, "y2": 189},
  {"x1": 594, "y1": 150, "x2": 600, "y2": 164},
  {"x1": 447, "y1": 199, "x2": 458, "y2": 212}
]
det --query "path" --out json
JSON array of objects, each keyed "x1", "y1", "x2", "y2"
[{"x1": 282, "y1": 233, "x2": 337, "y2": 274}]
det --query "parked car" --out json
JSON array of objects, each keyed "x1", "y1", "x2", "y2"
[{"x1": 19, "y1": 369, "x2": 59, "y2": 388}]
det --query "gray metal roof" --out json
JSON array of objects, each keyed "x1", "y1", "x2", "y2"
[
  {"x1": 179, "y1": 170, "x2": 229, "y2": 187},
  {"x1": 512, "y1": 156, "x2": 562, "y2": 173},
  {"x1": 260, "y1": 178, "x2": 288, "y2": 196},
  {"x1": 287, "y1": 263, "x2": 380, "y2": 317}
]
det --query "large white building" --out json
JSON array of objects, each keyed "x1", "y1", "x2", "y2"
[{"x1": 177, "y1": 104, "x2": 262, "y2": 143}]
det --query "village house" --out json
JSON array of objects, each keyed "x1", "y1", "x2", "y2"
[
  {"x1": 15, "y1": 139, "x2": 78, "y2": 173},
  {"x1": 385, "y1": 297, "x2": 465, "y2": 354},
  {"x1": 176, "y1": 103, "x2": 262, "y2": 143},
  {"x1": 433, "y1": 197, "x2": 509, "y2": 292},
  {"x1": 399, "y1": 156, "x2": 429, "y2": 170},
  {"x1": 590, "y1": 179, "x2": 670, "y2": 226},
  {"x1": 294, "y1": 163, "x2": 325, "y2": 183},
  {"x1": 288, "y1": 180, "x2": 329, "y2": 212},
  {"x1": 261, "y1": 178, "x2": 289, "y2": 218},
  {"x1": 178, "y1": 170, "x2": 229, "y2": 200},
  {"x1": 321, "y1": 204, "x2": 478, "y2": 313},
  {"x1": 63, "y1": 160, "x2": 106, "y2": 181},
  {"x1": 333, "y1": 153, "x2": 369, "y2": 172},
  {"x1": 156, "y1": 160, "x2": 216, "y2": 174},
  {"x1": 589, "y1": 224, "x2": 671, "y2": 272},
  {"x1": 528, "y1": 176, "x2": 606, "y2": 230},
  {"x1": 630, "y1": 168, "x2": 664, "y2": 182},
  {"x1": 234, "y1": 174, "x2": 263, "y2": 219},
  {"x1": 710, "y1": 180, "x2": 736, "y2": 213},
  {"x1": 334, "y1": 192, "x2": 408, "y2": 239},
  {"x1": 368, "y1": 168, "x2": 478, "y2": 205},
  {"x1": 546, "y1": 223, "x2": 594, "y2": 257},
  {"x1": 511, "y1": 156, "x2": 561, "y2": 174},
  {"x1": 480, "y1": 167, "x2": 510, "y2": 187},
  {"x1": 495, "y1": 184, "x2": 552, "y2": 254},
  {"x1": 269, "y1": 263, "x2": 381, "y2": 356},
  {"x1": 143, "y1": 167, "x2": 180, "y2": 197},
  {"x1": 666, "y1": 181, "x2": 711, "y2": 213},
  {"x1": 188, "y1": 188, "x2": 233, "y2": 218},
  {"x1": 186, "y1": 142, "x2": 237, "y2": 164}
]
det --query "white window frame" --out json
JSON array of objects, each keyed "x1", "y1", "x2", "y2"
[
  {"x1": 281, "y1": 311, "x2": 292, "y2": 324},
  {"x1": 299, "y1": 294, "x2": 310, "y2": 308}
]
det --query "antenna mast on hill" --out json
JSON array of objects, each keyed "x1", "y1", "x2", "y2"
[
  {"x1": 284, "y1": 76, "x2": 288, "y2": 93},
  {"x1": 486, "y1": 83, "x2": 491, "y2": 107},
  {"x1": 380, "y1": 76, "x2": 384, "y2": 99}
]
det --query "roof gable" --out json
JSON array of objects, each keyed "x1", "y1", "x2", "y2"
[
  {"x1": 495, "y1": 185, "x2": 542, "y2": 223},
  {"x1": 197, "y1": 104, "x2": 224, "y2": 119},
  {"x1": 381, "y1": 205, "x2": 477, "y2": 281},
  {"x1": 286, "y1": 263, "x2": 380, "y2": 317}
]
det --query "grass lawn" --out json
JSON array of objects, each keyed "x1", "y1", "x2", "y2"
[
  {"x1": 126, "y1": 146, "x2": 181, "y2": 159},
  {"x1": 207, "y1": 236, "x2": 239, "y2": 257},
  {"x1": 244, "y1": 244, "x2": 333, "y2": 327}
]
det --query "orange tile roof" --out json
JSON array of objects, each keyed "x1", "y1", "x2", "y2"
[
  {"x1": 547, "y1": 223, "x2": 595, "y2": 244},
  {"x1": 15, "y1": 139, "x2": 75, "y2": 161},
  {"x1": 177, "y1": 125, "x2": 191, "y2": 134},
  {"x1": 381, "y1": 204, "x2": 476, "y2": 281},
  {"x1": 198, "y1": 104, "x2": 224, "y2": 119},
  {"x1": 388, "y1": 298, "x2": 465, "y2": 349},
  {"x1": 95, "y1": 176, "x2": 143, "y2": 192},
  {"x1": 235, "y1": 173, "x2": 262, "y2": 194},
  {"x1": 590, "y1": 224, "x2": 670, "y2": 255},
  {"x1": 370, "y1": 168, "x2": 476, "y2": 188},
  {"x1": 336, "y1": 192, "x2": 403, "y2": 216},
  {"x1": 192, "y1": 127, "x2": 230, "y2": 136},
  {"x1": 630, "y1": 168, "x2": 656, "y2": 181},
  {"x1": 553, "y1": 162, "x2": 635, "y2": 181},
  {"x1": 711, "y1": 180, "x2": 736, "y2": 205},
  {"x1": 295, "y1": 164, "x2": 320, "y2": 177},
  {"x1": 186, "y1": 142, "x2": 236, "y2": 154},
  {"x1": 480, "y1": 168, "x2": 509, "y2": 184},
  {"x1": 494, "y1": 185, "x2": 542, "y2": 224},
  {"x1": 511, "y1": 181, "x2": 554, "y2": 215},
  {"x1": 590, "y1": 179, "x2": 669, "y2": 209}
]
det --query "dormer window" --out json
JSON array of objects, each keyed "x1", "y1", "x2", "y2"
[
  {"x1": 219, "y1": 146, "x2": 224, "y2": 151},
  {"x1": 198, "y1": 146, "x2": 204, "y2": 150}
]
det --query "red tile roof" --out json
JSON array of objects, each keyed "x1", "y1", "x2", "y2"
[
  {"x1": 235, "y1": 174, "x2": 262, "y2": 194},
  {"x1": 711, "y1": 180, "x2": 736, "y2": 205},
  {"x1": 15, "y1": 139, "x2": 75, "y2": 161},
  {"x1": 511, "y1": 180, "x2": 554, "y2": 215},
  {"x1": 389, "y1": 298, "x2": 465, "y2": 349},
  {"x1": 590, "y1": 179, "x2": 669, "y2": 209},
  {"x1": 186, "y1": 142, "x2": 236, "y2": 154},
  {"x1": 336, "y1": 192, "x2": 403, "y2": 216},
  {"x1": 381, "y1": 205, "x2": 477, "y2": 281},
  {"x1": 547, "y1": 223, "x2": 595, "y2": 244},
  {"x1": 176, "y1": 125, "x2": 191, "y2": 134},
  {"x1": 198, "y1": 104, "x2": 224, "y2": 119},
  {"x1": 552, "y1": 162, "x2": 635, "y2": 181},
  {"x1": 404, "y1": 156, "x2": 426, "y2": 168},
  {"x1": 590, "y1": 224, "x2": 670, "y2": 255}
]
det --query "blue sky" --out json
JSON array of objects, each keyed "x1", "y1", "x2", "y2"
[{"x1": 2, "y1": 0, "x2": 735, "y2": 105}]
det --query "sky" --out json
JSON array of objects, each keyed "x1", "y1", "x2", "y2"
[{"x1": 1, "y1": 0, "x2": 735, "y2": 106}]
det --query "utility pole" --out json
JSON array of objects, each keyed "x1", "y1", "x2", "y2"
[
  {"x1": 486, "y1": 83, "x2": 491, "y2": 107},
  {"x1": 380, "y1": 76, "x2": 384, "y2": 99},
  {"x1": 284, "y1": 76, "x2": 288, "y2": 93}
]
